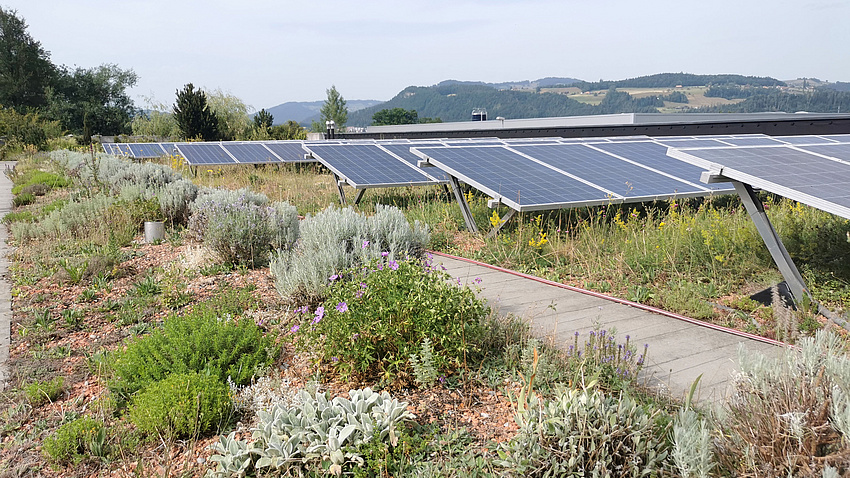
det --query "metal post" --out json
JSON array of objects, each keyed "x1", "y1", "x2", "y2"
[
  {"x1": 353, "y1": 188, "x2": 366, "y2": 205},
  {"x1": 333, "y1": 173, "x2": 347, "y2": 205},
  {"x1": 449, "y1": 175, "x2": 478, "y2": 233},
  {"x1": 733, "y1": 181, "x2": 810, "y2": 302}
]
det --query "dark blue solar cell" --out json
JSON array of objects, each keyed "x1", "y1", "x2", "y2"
[
  {"x1": 799, "y1": 144, "x2": 850, "y2": 162},
  {"x1": 127, "y1": 143, "x2": 167, "y2": 158},
  {"x1": 413, "y1": 146, "x2": 609, "y2": 209},
  {"x1": 380, "y1": 143, "x2": 450, "y2": 181},
  {"x1": 264, "y1": 142, "x2": 311, "y2": 162},
  {"x1": 176, "y1": 143, "x2": 236, "y2": 165},
  {"x1": 113, "y1": 144, "x2": 132, "y2": 156},
  {"x1": 307, "y1": 144, "x2": 435, "y2": 188},
  {"x1": 591, "y1": 141, "x2": 732, "y2": 191},
  {"x1": 159, "y1": 143, "x2": 179, "y2": 156},
  {"x1": 221, "y1": 143, "x2": 281, "y2": 163},
  {"x1": 511, "y1": 144, "x2": 707, "y2": 198}
]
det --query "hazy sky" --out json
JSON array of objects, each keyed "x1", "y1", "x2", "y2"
[{"x1": 8, "y1": 0, "x2": 850, "y2": 111}]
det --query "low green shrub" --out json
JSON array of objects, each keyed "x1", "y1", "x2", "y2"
[
  {"x1": 11, "y1": 170, "x2": 69, "y2": 195},
  {"x1": 42, "y1": 416, "x2": 107, "y2": 464},
  {"x1": 207, "y1": 388, "x2": 413, "y2": 477},
  {"x1": 189, "y1": 188, "x2": 299, "y2": 268},
  {"x1": 496, "y1": 386, "x2": 672, "y2": 476},
  {"x1": 271, "y1": 204, "x2": 429, "y2": 303},
  {"x1": 12, "y1": 192, "x2": 35, "y2": 207},
  {"x1": 292, "y1": 257, "x2": 488, "y2": 384},
  {"x1": 107, "y1": 288, "x2": 278, "y2": 399},
  {"x1": 2, "y1": 210, "x2": 35, "y2": 224},
  {"x1": 129, "y1": 372, "x2": 232, "y2": 438},
  {"x1": 24, "y1": 377, "x2": 64, "y2": 407}
]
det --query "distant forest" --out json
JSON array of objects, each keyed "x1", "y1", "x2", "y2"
[
  {"x1": 349, "y1": 84, "x2": 664, "y2": 126},
  {"x1": 347, "y1": 73, "x2": 850, "y2": 126},
  {"x1": 568, "y1": 73, "x2": 786, "y2": 91}
]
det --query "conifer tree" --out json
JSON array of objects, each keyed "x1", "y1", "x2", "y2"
[{"x1": 172, "y1": 83, "x2": 220, "y2": 140}]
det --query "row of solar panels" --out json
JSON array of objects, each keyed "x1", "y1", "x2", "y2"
[
  {"x1": 101, "y1": 134, "x2": 850, "y2": 215},
  {"x1": 102, "y1": 141, "x2": 312, "y2": 164},
  {"x1": 103, "y1": 134, "x2": 850, "y2": 162}
]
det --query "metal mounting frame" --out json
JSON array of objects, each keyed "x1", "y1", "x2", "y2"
[
  {"x1": 448, "y1": 175, "x2": 478, "y2": 233},
  {"x1": 703, "y1": 171, "x2": 810, "y2": 303}
]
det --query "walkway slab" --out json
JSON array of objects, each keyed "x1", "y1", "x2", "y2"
[
  {"x1": 0, "y1": 162, "x2": 15, "y2": 390},
  {"x1": 435, "y1": 253, "x2": 783, "y2": 404}
]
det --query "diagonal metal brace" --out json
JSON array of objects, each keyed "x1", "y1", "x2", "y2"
[
  {"x1": 449, "y1": 175, "x2": 478, "y2": 233},
  {"x1": 732, "y1": 180, "x2": 810, "y2": 303},
  {"x1": 333, "y1": 173, "x2": 347, "y2": 205}
]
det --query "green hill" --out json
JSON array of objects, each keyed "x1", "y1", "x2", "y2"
[{"x1": 347, "y1": 84, "x2": 665, "y2": 126}]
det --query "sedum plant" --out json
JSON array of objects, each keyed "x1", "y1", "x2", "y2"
[
  {"x1": 206, "y1": 387, "x2": 413, "y2": 477},
  {"x1": 496, "y1": 385, "x2": 672, "y2": 477}
]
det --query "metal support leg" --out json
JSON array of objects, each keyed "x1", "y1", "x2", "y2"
[
  {"x1": 333, "y1": 174, "x2": 347, "y2": 205},
  {"x1": 449, "y1": 176, "x2": 478, "y2": 233},
  {"x1": 734, "y1": 181, "x2": 809, "y2": 302},
  {"x1": 486, "y1": 208, "x2": 517, "y2": 238},
  {"x1": 353, "y1": 189, "x2": 366, "y2": 206}
]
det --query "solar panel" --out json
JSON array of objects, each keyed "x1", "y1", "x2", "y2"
[
  {"x1": 774, "y1": 135, "x2": 838, "y2": 145},
  {"x1": 412, "y1": 146, "x2": 611, "y2": 211},
  {"x1": 113, "y1": 143, "x2": 132, "y2": 156},
  {"x1": 379, "y1": 143, "x2": 451, "y2": 181},
  {"x1": 718, "y1": 137, "x2": 786, "y2": 147},
  {"x1": 101, "y1": 143, "x2": 116, "y2": 154},
  {"x1": 264, "y1": 142, "x2": 312, "y2": 162},
  {"x1": 798, "y1": 143, "x2": 850, "y2": 163},
  {"x1": 127, "y1": 143, "x2": 167, "y2": 158},
  {"x1": 657, "y1": 139, "x2": 730, "y2": 148},
  {"x1": 221, "y1": 143, "x2": 281, "y2": 163},
  {"x1": 159, "y1": 143, "x2": 179, "y2": 156},
  {"x1": 175, "y1": 143, "x2": 237, "y2": 165},
  {"x1": 509, "y1": 144, "x2": 710, "y2": 199},
  {"x1": 591, "y1": 141, "x2": 732, "y2": 191},
  {"x1": 824, "y1": 134, "x2": 850, "y2": 142},
  {"x1": 305, "y1": 144, "x2": 439, "y2": 188},
  {"x1": 668, "y1": 146, "x2": 850, "y2": 220}
]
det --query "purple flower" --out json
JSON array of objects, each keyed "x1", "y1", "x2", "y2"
[
  {"x1": 290, "y1": 324, "x2": 300, "y2": 333},
  {"x1": 472, "y1": 277, "x2": 482, "y2": 284},
  {"x1": 329, "y1": 274, "x2": 339, "y2": 282},
  {"x1": 312, "y1": 306, "x2": 325, "y2": 325},
  {"x1": 352, "y1": 333, "x2": 360, "y2": 340},
  {"x1": 336, "y1": 302, "x2": 348, "y2": 313},
  {"x1": 331, "y1": 356, "x2": 339, "y2": 362},
  {"x1": 362, "y1": 240, "x2": 370, "y2": 249},
  {"x1": 377, "y1": 263, "x2": 383, "y2": 271},
  {"x1": 295, "y1": 305, "x2": 308, "y2": 314},
  {"x1": 355, "y1": 290, "x2": 364, "y2": 299},
  {"x1": 389, "y1": 260, "x2": 399, "y2": 271},
  {"x1": 381, "y1": 251, "x2": 389, "y2": 257}
]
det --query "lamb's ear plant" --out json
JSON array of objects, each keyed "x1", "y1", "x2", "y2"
[{"x1": 206, "y1": 388, "x2": 414, "y2": 477}]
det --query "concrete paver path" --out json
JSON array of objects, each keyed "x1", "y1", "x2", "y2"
[
  {"x1": 0, "y1": 162, "x2": 16, "y2": 390},
  {"x1": 434, "y1": 252, "x2": 783, "y2": 403}
]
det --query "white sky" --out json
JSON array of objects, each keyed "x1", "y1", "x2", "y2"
[{"x1": 8, "y1": 0, "x2": 850, "y2": 111}]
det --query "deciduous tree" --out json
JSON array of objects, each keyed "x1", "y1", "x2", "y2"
[{"x1": 0, "y1": 7, "x2": 56, "y2": 111}]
